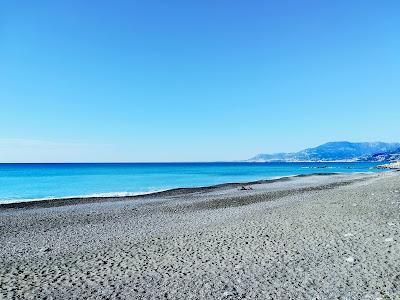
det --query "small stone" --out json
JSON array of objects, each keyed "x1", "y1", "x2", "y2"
[
  {"x1": 387, "y1": 222, "x2": 395, "y2": 226},
  {"x1": 345, "y1": 256, "x2": 355, "y2": 263},
  {"x1": 344, "y1": 233, "x2": 354, "y2": 237},
  {"x1": 384, "y1": 237, "x2": 394, "y2": 242},
  {"x1": 377, "y1": 290, "x2": 391, "y2": 300}
]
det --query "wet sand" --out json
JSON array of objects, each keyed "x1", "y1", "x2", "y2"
[{"x1": 1, "y1": 172, "x2": 399, "y2": 299}]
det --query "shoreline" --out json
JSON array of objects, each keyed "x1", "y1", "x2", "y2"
[
  {"x1": 0, "y1": 162, "x2": 383, "y2": 209},
  {"x1": 0, "y1": 172, "x2": 350, "y2": 209}
]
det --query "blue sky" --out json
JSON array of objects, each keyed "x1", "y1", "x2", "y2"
[{"x1": 1, "y1": 1, "x2": 399, "y2": 162}]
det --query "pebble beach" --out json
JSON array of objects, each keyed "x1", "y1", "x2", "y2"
[{"x1": 1, "y1": 171, "x2": 399, "y2": 299}]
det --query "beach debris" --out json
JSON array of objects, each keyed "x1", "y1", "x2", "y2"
[
  {"x1": 345, "y1": 256, "x2": 355, "y2": 263},
  {"x1": 240, "y1": 186, "x2": 253, "y2": 191},
  {"x1": 384, "y1": 237, "x2": 394, "y2": 242}
]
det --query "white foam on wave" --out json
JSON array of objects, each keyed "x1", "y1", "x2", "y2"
[
  {"x1": 0, "y1": 169, "x2": 381, "y2": 205},
  {"x1": 0, "y1": 190, "x2": 168, "y2": 205}
]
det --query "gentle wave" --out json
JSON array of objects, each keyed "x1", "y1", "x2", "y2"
[
  {"x1": 0, "y1": 175, "x2": 299, "y2": 204},
  {"x1": 0, "y1": 190, "x2": 167, "y2": 205},
  {"x1": 0, "y1": 162, "x2": 383, "y2": 205}
]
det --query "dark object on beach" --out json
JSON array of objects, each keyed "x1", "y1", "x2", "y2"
[{"x1": 240, "y1": 186, "x2": 253, "y2": 191}]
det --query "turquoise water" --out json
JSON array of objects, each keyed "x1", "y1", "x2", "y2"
[{"x1": 0, "y1": 162, "x2": 383, "y2": 203}]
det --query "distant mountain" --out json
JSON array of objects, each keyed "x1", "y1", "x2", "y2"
[
  {"x1": 364, "y1": 147, "x2": 400, "y2": 162},
  {"x1": 249, "y1": 142, "x2": 400, "y2": 162}
]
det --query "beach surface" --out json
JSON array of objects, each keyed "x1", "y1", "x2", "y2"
[{"x1": 1, "y1": 172, "x2": 399, "y2": 299}]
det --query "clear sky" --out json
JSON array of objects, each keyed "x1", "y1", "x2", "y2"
[{"x1": 1, "y1": 1, "x2": 399, "y2": 162}]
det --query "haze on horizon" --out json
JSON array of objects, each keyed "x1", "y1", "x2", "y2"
[{"x1": 1, "y1": 1, "x2": 399, "y2": 162}]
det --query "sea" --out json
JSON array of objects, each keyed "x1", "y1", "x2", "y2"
[{"x1": 0, "y1": 162, "x2": 385, "y2": 204}]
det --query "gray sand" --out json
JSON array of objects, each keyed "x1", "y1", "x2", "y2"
[{"x1": 1, "y1": 172, "x2": 399, "y2": 299}]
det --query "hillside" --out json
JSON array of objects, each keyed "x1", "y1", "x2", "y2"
[{"x1": 249, "y1": 142, "x2": 400, "y2": 162}]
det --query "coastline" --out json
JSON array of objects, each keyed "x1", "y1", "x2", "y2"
[
  {"x1": 0, "y1": 172, "x2": 354, "y2": 209},
  {"x1": 1, "y1": 171, "x2": 399, "y2": 299},
  {"x1": 377, "y1": 161, "x2": 400, "y2": 169},
  {"x1": 0, "y1": 161, "x2": 382, "y2": 208}
]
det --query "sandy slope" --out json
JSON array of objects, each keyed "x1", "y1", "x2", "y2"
[{"x1": 0, "y1": 172, "x2": 399, "y2": 299}]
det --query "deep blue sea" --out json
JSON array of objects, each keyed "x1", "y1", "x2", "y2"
[{"x1": 0, "y1": 162, "x2": 384, "y2": 203}]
